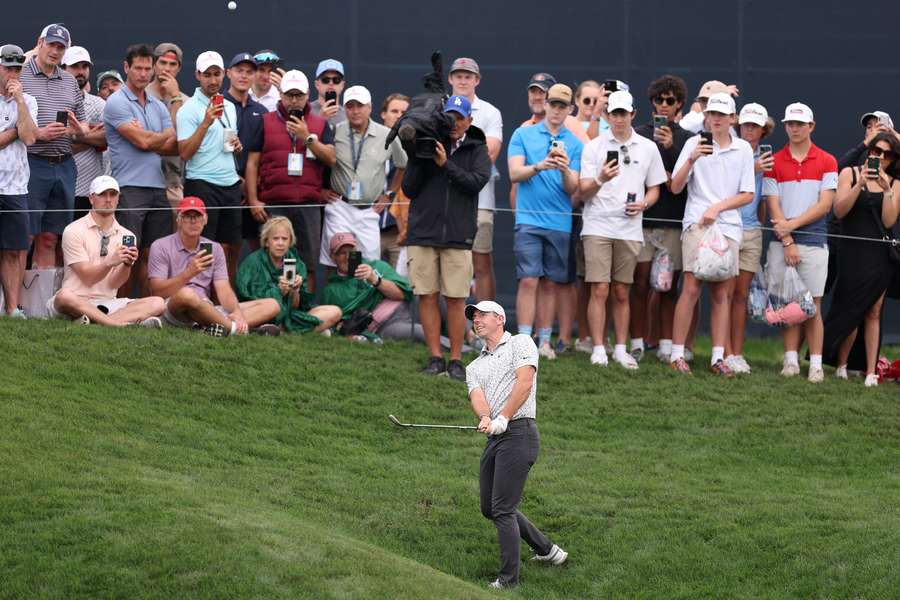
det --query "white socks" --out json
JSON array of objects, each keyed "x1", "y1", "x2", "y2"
[
  {"x1": 670, "y1": 344, "x2": 685, "y2": 362},
  {"x1": 711, "y1": 346, "x2": 725, "y2": 364},
  {"x1": 229, "y1": 321, "x2": 238, "y2": 336},
  {"x1": 630, "y1": 338, "x2": 644, "y2": 353},
  {"x1": 809, "y1": 354, "x2": 822, "y2": 369},
  {"x1": 784, "y1": 350, "x2": 799, "y2": 366},
  {"x1": 592, "y1": 345, "x2": 607, "y2": 359},
  {"x1": 659, "y1": 339, "x2": 672, "y2": 355},
  {"x1": 614, "y1": 344, "x2": 628, "y2": 359}
]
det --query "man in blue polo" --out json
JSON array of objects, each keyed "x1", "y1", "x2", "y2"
[
  {"x1": 507, "y1": 83, "x2": 583, "y2": 359},
  {"x1": 103, "y1": 43, "x2": 177, "y2": 296}
]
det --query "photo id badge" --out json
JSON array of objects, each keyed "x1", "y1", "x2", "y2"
[
  {"x1": 287, "y1": 152, "x2": 304, "y2": 176},
  {"x1": 347, "y1": 179, "x2": 363, "y2": 201}
]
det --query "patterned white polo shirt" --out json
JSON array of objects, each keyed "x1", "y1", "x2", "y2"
[
  {"x1": 466, "y1": 331, "x2": 539, "y2": 420},
  {"x1": 0, "y1": 92, "x2": 38, "y2": 195}
]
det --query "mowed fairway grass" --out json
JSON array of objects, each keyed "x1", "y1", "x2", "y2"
[{"x1": 1, "y1": 320, "x2": 898, "y2": 599}]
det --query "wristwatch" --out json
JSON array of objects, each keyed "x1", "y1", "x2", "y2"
[
  {"x1": 305, "y1": 133, "x2": 318, "y2": 146},
  {"x1": 372, "y1": 270, "x2": 383, "y2": 287},
  {"x1": 169, "y1": 96, "x2": 184, "y2": 106}
]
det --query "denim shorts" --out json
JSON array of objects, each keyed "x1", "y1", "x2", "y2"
[{"x1": 513, "y1": 224, "x2": 570, "y2": 283}]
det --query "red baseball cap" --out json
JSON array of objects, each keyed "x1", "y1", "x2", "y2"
[
  {"x1": 329, "y1": 231, "x2": 358, "y2": 254},
  {"x1": 178, "y1": 196, "x2": 206, "y2": 215}
]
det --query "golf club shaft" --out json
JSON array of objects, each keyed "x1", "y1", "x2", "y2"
[{"x1": 389, "y1": 414, "x2": 477, "y2": 430}]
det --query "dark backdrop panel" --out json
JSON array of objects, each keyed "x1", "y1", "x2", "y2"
[{"x1": 5, "y1": 0, "x2": 900, "y2": 336}]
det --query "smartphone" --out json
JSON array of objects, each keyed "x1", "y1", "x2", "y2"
[
  {"x1": 199, "y1": 242, "x2": 213, "y2": 256},
  {"x1": 288, "y1": 109, "x2": 303, "y2": 121},
  {"x1": 606, "y1": 150, "x2": 619, "y2": 166},
  {"x1": 603, "y1": 79, "x2": 618, "y2": 93},
  {"x1": 212, "y1": 94, "x2": 224, "y2": 108},
  {"x1": 347, "y1": 250, "x2": 363, "y2": 276},
  {"x1": 56, "y1": 110, "x2": 68, "y2": 126},
  {"x1": 122, "y1": 235, "x2": 136, "y2": 248},
  {"x1": 867, "y1": 155, "x2": 880, "y2": 177},
  {"x1": 700, "y1": 131, "x2": 713, "y2": 149},
  {"x1": 283, "y1": 257, "x2": 297, "y2": 281},
  {"x1": 550, "y1": 139, "x2": 566, "y2": 152},
  {"x1": 653, "y1": 115, "x2": 668, "y2": 129},
  {"x1": 325, "y1": 90, "x2": 337, "y2": 104},
  {"x1": 759, "y1": 144, "x2": 773, "y2": 155},
  {"x1": 415, "y1": 136, "x2": 437, "y2": 159},
  {"x1": 626, "y1": 192, "x2": 636, "y2": 204}
]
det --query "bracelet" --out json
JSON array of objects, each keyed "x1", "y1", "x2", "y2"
[{"x1": 783, "y1": 240, "x2": 794, "y2": 248}]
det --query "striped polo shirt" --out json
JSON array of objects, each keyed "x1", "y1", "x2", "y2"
[
  {"x1": 19, "y1": 57, "x2": 85, "y2": 157},
  {"x1": 73, "y1": 92, "x2": 107, "y2": 196},
  {"x1": 763, "y1": 143, "x2": 837, "y2": 247}
]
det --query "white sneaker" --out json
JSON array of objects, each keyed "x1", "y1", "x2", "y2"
[
  {"x1": 76, "y1": 314, "x2": 90, "y2": 325},
  {"x1": 613, "y1": 352, "x2": 639, "y2": 370},
  {"x1": 683, "y1": 348, "x2": 694, "y2": 363},
  {"x1": 488, "y1": 579, "x2": 506, "y2": 589},
  {"x1": 656, "y1": 349, "x2": 671, "y2": 363},
  {"x1": 728, "y1": 355, "x2": 751, "y2": 374},
  {"x1": 590, "y1": 350, "x2": 608, "y2": 366},
  {"x1": 781, "y1": 362, "x2": 800, "y2": 377},
  {"x1": 574, "y1": 337, "x2": 593, "y2": 353},
  {"x1": 532, "y1": 543, "x2": 568, "y2": 565},
  {"x1": 835, "y1": 365, "x2": 848, "y2": 380},
  {"x1": 9, "y1": 307, "x2": 26, "y2": 319},
  {"x1": 140, "y1": 316, "x2": 162, "y2": 329},
  {"x1": 808, "y1": 366, "x2": 824, "y2": 383},
  {"x1": 538, "y1": 343, "x2": 557, "y2": 360},
  {"x1": 864, "y1": 373, "x2": 879, "y2": 387}
]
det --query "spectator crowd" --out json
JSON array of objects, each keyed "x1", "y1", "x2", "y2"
[{"x1": 2, "y1": 24, "x2": 899, "y2": 387}]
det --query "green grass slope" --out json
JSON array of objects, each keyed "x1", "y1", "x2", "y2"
[{"x1": 1, "y1": 321, "x2": 898, "y2": 599}]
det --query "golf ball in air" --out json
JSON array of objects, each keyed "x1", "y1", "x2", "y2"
[{"x1": 227, "y1": 1, "x2": 237, "y2": 9}]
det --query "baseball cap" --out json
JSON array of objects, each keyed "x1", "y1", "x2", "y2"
[
  {"x1": 605, "y1": 80, "x2": 630, "y2": 93},
  {"x1": 444, "y1": 95, "x2": 472, "y2": 118},
  {"x1": 860, "y1": 110, "x2": 893, "y2": 129},
  {"x1": 89, "y1": 175, "x2": 119, "y2": 195},
  {"x1": 253, "y1": 49, "x2": 280, "y2": 66},
  {"x1": 465, "y1": 300, "x2": 506, "y2": 321},
  {"x1": 329, "y1": 231, "x2": 358, "y2": 254},
  {"x1": 547, "y1": 84, "x2": 573, "y2": 106},
  {"x1": 450, "y1": 57, "x2": 480, "y2": 76},
  {"x1": 177, "y1": 196, "x2": 207, "y2": 215},
  {"x1": 62, "y1": 45, "x2": 91, "y2": 66},
  {"x1": 527, "y1": 72, "x2": 556, "y2": 92},
  {"x1": 696, "y1": 80, "x2": 729, "y2": 100},
  {"x1": 196, "y1": 51, "x2": 224, "y2": 74},
  {"x1": 607, "y1": 90, "x2": 634, "y2": 113},
  {"x1": 0, "y1": 45, "x2": 26, "y2": 68},
  {"x1": 782, "y1": 102, "x2": 814, "y2": 123},
  {"x1": 96, "y1": 70, "x2": 123, "y2": 89},
  {"x1": 41, "y1": 24, "x2": 71, "y2": 48},
  {"x1": 154, "y1": 43, "x2": 183, "y2": 64},
  {"x1": 704, "y1": 92, "x2": 736, "y2": 115},
  {"x1": 739, "y1": 102, "x2": 768, "y2": 126},
  {"x1": 316, "y1": 59, "x2": 344, "y2": 78},
  {"x1": 228, "y1": 52, "x2": 257, "y2": 70},
  {"x1": 343, "y1": 85, "x2": 371, "y2": 106},
  {"x1": 280, "y1": 70, "x2": 309, "y2": 94}
]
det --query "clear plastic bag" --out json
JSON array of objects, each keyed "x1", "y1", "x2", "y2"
[
  {"x1": 691, "y1": 224, "x2": 734, "y2": 282},
  {"x1": 764, "y1": 265, "x2": 816, "y2": 327},
  {"x1": 747, "y1": 268, "x2": 767, "y2": 322},
  {"x1": 648, "y1": 232, "x2": 674, "y2": 292}
]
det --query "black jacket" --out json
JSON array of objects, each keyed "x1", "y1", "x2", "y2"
[
  {"x1": 402, "y1": 125, "x2": 492, "y2": 249},
  {"x1": 635, "y1": 121, "x2": 691, "y2": 228}
]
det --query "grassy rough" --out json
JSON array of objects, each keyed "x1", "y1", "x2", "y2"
[{"x1": 1, "y1": 321, "x2": 898, "y2": 599}]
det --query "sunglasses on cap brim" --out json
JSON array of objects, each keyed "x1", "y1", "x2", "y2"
[{"x1": 1, "y1": 53, "x2": 25, "y2": 64}]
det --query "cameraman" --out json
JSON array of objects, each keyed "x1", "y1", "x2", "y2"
[{"x1": 402, "y1": 95, "x2": 491, "y2": 381}]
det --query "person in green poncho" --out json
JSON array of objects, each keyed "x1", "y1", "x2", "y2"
[
  {"x1": 321, "y1": 231, "x2": 425, "y2": 341},
  {"x1": 236, "y1": 217, "x2": 342, "y2": 333}
]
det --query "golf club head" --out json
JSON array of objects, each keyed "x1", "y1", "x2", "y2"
[{"x1": 388, "y1": 414, "x2": 407, "y2": 427}]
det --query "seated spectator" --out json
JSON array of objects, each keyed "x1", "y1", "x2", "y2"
[
  {"x1": 49, "y1": 176, "x2": 166, "y2": 326},
  {"x1": 321, "y1": 231, "x2": 425, "y2": 342},
  {"x1": 148, "y1": 196, "x2": 280, "y2": 336},
  {"x1": 236, "y1": 217, "x2": 341, "y2": 333}
]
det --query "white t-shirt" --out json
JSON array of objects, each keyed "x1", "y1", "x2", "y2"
[
  {"x1": 673, "y1": 133, "x2": 756, "y2": 242},
  {"x1": 249, "y1": 85, "x2": 279, "y2": 113},
  {"x1": 580, "y1": 128, "x2": 667, "y2": 242},
  {"x1": 0, "y1": 93, "x2": 38, "y2": 195},
  {"x1": 470, "y1": 96, "x2": 502, "y2": 211}
]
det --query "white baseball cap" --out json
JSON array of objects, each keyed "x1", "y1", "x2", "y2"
[
  {"x1": 738, "y1": 102, "x2": 768, "y2": 126},
  {"x1": 607, "y1": 90, "x2": 634, "y2": 113},
  {"x1": 782, "y1": 102, "x2": 814, "y2": 123},
  {"x1": 89, "y1": 175, "x2": 119, "y2": 195},
  {"x1": 704, "y1": 92, "x2": 736, "y2": 115},
  {"x1": 62, "y1": 45, "x2": 91, "y2": 66},
  {"x1": 860, "y1": 110, "x2": 893, "y2": 129},
  {"x1": 465, "y1": 300, "x2": 506, "y2": 321},
  {"x1": 196, "y1": 51, "x2": 224, "y2": 74},
  {"x1": 343, "y1": 85, "x2": 371, "y2": 106},
  {"x1": 280, "y1": 70, "x2": 309, "y2": 94}
]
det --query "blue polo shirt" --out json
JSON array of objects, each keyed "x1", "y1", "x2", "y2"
[
  {"x1": 223, "y1": 90, "x2": 267, "y2": 177},
  {"x1": 176, "y1": 88, "x2": 240, "y2": 187},
  {"x1": 508, "y1": 121, "x2": 583, "y2": 233},
  {"x1": 103, "y1": 85, "x2": 173, "y2": 188}
]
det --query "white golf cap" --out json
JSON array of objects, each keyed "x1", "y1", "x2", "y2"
[
  {"x1": 738, "y1": 102, "x2": 768, "y2": 126},
  {"x1": 607, "y1": 90, "x2": 634, "y2": 113},
  {"x1": 704, "y1": 92, "x2": 736, "y2": 115},
  {"x1": 89, "y1": 175, "x2": 119, "y2": 195},
  {"x1": 196, "y1": 50, "x2": 224, "y2": 73},
  {"x1": 782, "y1": 102, "x2": 814, "y2": 123},
  {"x1": 343, "y1": 85, "x2": 371, "y2": 106},
  {"x1": 280, "y1": 69, "x2": 309, "y2": 94},
  {"x1": 62, "y1": 45, "x2": 91, "y2": 66},
  {"x1": 465, "y1": 300, "x2": 506, "y2": 321},
  {"x1": 860, "y1": 110, "x2": 893, "y2": 129}
]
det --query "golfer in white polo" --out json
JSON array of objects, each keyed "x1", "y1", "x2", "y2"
[{"x1": 465, "y1": 300, "x2": 567, "y2": 589}]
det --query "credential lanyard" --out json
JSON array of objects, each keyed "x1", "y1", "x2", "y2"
[{"x1": 349, "y1": 123, "x2": 369, "y2": 172}]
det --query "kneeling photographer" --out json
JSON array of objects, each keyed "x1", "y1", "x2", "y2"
[{"x1": 401, "y1": 95, "x2": 491, "y2": 380}]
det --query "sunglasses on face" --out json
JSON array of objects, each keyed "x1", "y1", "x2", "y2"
[
  {"x1": 654, "y1": 96, "x2": 677, "y2": 106},
  {"x1": 870, "y1": 147, "x2": 895, "y2": 159},
  {"x1": 1, "y1": 53, "x2": 25, "y2": 64},
  {"x1": 319, "y1": 76, "x2": 342, "y2": 84},
  {"x1": 581, "y1": 97, "x2": 597, "y2": 106}
]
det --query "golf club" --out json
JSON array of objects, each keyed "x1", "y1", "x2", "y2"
[{"x1": 388, "y1": 414, "x2": 478, "y2": 430}]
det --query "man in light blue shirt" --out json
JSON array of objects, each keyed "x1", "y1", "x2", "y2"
[
  {"x1": 507, "y1": 83, "x2": 582, "y2": 359},
  {"x1": 176, "y1": 50, "x2": 243, "y2": 279}
]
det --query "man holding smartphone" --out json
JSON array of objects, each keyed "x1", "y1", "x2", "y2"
[
  {"x1": 763, "y1": 102, "x2": 838, "y2": 383},
  {"x1": 309, "y1": 59, "x2": 346, "y2": 126}
]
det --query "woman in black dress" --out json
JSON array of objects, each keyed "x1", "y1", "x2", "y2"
[{"x1": 824, "y1": 133, "x2": 900, "y2": 386}]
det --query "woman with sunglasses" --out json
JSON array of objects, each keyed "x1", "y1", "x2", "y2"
[
  {"x1": 574, "y1": 81, "x2": 603, "y2": 131},
  {"x1": 824, "y1": 132, "x2": 900, "y2": 386}
]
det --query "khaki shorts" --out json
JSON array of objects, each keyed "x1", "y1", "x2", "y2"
[
  {"x1": 407, "y1": 245, "x2": 474, "y2": 298},
  {"x1": 472, "y1": 209, "x2": 494, "y2": 254},
  {"x1": 637, "y1": 227, "x2": 684, "y2": 270},
  {"x1": 738, "y1": 228, "x2": 763, "y2": 273},
  {"x1": 681, "y1": 225, "x2": 740, "y2": 278},
  {"x1": 766, "y1": 241, "x2": 829, "y2": 297},
  {"x1": 582, "y1": 235, "x2": 642, "y2": 284}
]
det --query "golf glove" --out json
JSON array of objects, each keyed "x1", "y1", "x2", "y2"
[{"x1": 489, "y1": 415, "x2": 509, "y2": 435}]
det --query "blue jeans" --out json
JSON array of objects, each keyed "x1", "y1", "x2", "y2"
[
  {"x1": 513, "y1": 224, "x2": 570, "y2": 283},
  {"x1": 27, "y1": 155, "x2": 76, "y2": 235}
]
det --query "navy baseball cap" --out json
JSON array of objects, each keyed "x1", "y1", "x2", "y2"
[
  {"x1": 527, "y1": 72, "x2": 556, "y2": 92},
  {"x1": 229, "y1": 52, "x2": 257, "y2": 69},
  {"x1": 42, "y1": 24, "x2": 71, "y2": 48},
  {"x1": 444, "y1": 95, "x2": 472, "y2": 118}
]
